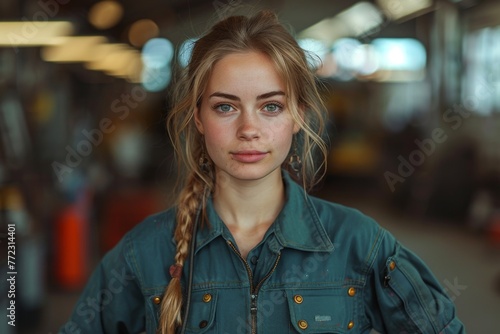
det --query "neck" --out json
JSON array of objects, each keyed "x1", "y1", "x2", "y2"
[{"x1": 213, "y1": 170, "x2": 285, "y2": 230}]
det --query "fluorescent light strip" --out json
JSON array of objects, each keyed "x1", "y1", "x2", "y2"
[
  {"x1": 41, "y1": 36, "x2": 109, "y2": 62},
  {"x1": 0, "y1": 21, "x2": 73, "y2": 46}
]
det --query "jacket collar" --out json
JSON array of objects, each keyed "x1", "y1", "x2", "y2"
[{"x1": 194, "y1": 171, "x2": 334, "y2": 254}]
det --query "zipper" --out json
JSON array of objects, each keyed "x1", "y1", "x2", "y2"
[{"x1": 227, "y1": 240, "x2": 281, "y2": 334}]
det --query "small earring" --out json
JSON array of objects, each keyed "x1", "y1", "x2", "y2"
[
  {"x1": 199, "y1": 143, "x2": 212, "y2": 174},
  {"x1": 288, "y1": 140, "x2": 302, "y2": 178}
]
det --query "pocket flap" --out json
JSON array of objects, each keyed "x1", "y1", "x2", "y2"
[{"x1": 285, "y1": 289, "x2": 353, "y2": 333}]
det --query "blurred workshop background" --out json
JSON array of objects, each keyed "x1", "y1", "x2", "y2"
[{"x1": 1, "y1": 0, "x2": 500, "y2": 333}]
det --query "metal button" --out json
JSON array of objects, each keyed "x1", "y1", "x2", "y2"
[
  {"x1": 199, "y1": 320, "x2": 208, "y2": 328},
  {"x1": 250, "y1": 256, "x2": 258, "y2": 265},
  {"x1": 347, "y1": 320, "x2": 355, "y2": 330},
  {"x1": 293, "y1": 295, "x2": 303, "y2": 304},
  {"x1": 348, "y1": 287, "x2": 356, "y2": 297},
  {"x1": 389, "y1": 261, "x2": 396, "y2": 271},
  {"x1": 152, "y1": 296, "x2": 161, "y2": 305},
  {"x1": 298, "y1": 319, "x2": 308, "y2": 329},
  {"x1": 202, "y1": 293, "x2": 212, "y2": 303}
]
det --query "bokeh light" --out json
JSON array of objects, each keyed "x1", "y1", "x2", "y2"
[
  {"x1": 178, "y1": 38, "x2": 197, "y2": 67},
  {"x1": 128, "y1": 19, "x2": 159, "y2": 47},
  {"x1": 88, "y1": 0, "x2": 124, "y2": 30}
]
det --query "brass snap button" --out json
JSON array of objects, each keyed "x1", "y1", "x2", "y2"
[
  {"x1": 347, "y1": 320, "x2": 355, "y2": 330},
  {"x1": 199, "y1": 320, "x2": 208, "y2": 328},
  {"x1": 202, "y1": 293, "x2": 212, "y2": 303},
  {"x1": 293, "y1": 294, "x2": 303, "y2": 304},
  {"x1": 152, "y1": 296, "x2": 161, "y2": 305},
  {"x1": 389, "y1": 261, "x2": 396, "y2": 271},
  {"x1": 347, "y1": 287, "x2": 356, "y2": 297},
  {"x1": 298, "y1": 319, "x2": 308, "y2": 330}
]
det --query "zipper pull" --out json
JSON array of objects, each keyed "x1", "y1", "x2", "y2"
[
  {"x1": 384, "y1": 274, "x2": 391, "y2": 287},
  {"x1": 250, "y1": 293, "x2": 258, "y2": 314}
]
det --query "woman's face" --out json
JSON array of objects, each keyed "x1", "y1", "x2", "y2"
[{"x1": 195, "y1": 51, "x2": 299, "y2": 184}]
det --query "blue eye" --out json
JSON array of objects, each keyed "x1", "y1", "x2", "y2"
[
  {"x1": 215, "y1": 104, "x2": 234, "y2": 113},
  {"x1": 263, "y1": 103, "x2": 283, "y2": 114}
]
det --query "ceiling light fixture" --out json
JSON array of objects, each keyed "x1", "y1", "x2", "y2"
[{"x1": 0, "y1": 21, "x2": 73, "y2": 47}]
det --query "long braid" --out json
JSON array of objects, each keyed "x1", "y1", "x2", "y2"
[{"x1": 158, "y1": 172, "x2": 207, "y2": 334}]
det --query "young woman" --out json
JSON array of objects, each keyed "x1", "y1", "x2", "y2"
[{"x1": 60, "y1": 10, "x2": 466, "y2": 334}]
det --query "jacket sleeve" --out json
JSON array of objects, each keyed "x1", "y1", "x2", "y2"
[
  {"x1": 59, "y1": 232, "x2": 145, "y2": 334},
  {"x1": 365, "y1": 230, "x2": 466, "y2": 334}
]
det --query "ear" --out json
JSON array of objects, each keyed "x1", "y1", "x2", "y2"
[{"x1": 194, "y1": 107, "x2": 205, "y2": 134}]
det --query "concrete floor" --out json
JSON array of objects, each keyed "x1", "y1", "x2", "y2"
[{"x1": 19, "y1": 183, "x2": 500, "y2": 333}]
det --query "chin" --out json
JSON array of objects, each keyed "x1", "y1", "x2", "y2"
[{"x1": 219, "y1": 165, "x2": 282, "y2": 183}]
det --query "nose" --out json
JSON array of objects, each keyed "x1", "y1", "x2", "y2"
[{"x1": 237, "y1": 111, "x2": 260, "y2": 140}]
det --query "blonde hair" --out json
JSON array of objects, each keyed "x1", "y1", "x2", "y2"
[{"x1": 161, "y1": 10, "x2": 328, "y2": 333}]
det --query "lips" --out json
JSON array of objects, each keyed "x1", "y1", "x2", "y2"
[{"x1": 230, "y1": 150, "x2": 268, "y2": 163}]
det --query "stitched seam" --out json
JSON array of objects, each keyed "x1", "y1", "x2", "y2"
[
  {"x1": 361, "y1": 226, "x2": 385, "y2": 275},
  {"x1": 124, "y1": 231, "x2": 144, "y2": 290},
  {"x1": 398, "y1": 260, "x2": 439, "y2": 333}
]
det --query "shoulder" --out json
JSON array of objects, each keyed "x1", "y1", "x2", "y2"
[
  {"x1": 122, "y1": 207, "x2": 178, "y2": 259},
  {"x1": 307, "y1": 194, "x2": 384, "y2": 236},
  {"x1": 124, "y1": 207, "x2": 177, "y2": 242},
  {"x1": 307, "y1": 194, "x2": 393, "y2": 269},
  {"x1": 109, "y1": 207, "x2": 178, "y2": 287}
]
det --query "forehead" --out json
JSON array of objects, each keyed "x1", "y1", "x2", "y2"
[{"x1": 205, "y1": 51, "x2": 286, "y2": 94}]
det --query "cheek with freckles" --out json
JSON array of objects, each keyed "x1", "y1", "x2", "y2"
[{"x1": 203, "y1": 127, "x2": 231, "y2": 166}]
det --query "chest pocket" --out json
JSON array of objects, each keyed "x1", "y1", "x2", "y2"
[
  {"x1": 185, "y1": 289, "x2": 218, "y2": 333},
  {"x1": 285, "y1": 287, "x2": 359, "y2": 333}
]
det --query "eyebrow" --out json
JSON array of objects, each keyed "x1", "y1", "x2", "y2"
[{"x1": 208, "y1": 91, "x2": 285, "y2": 101}]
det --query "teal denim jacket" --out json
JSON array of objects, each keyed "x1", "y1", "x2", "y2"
[{"x1": 60, "y1": 172, "x2": 466, "y2": 333}]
